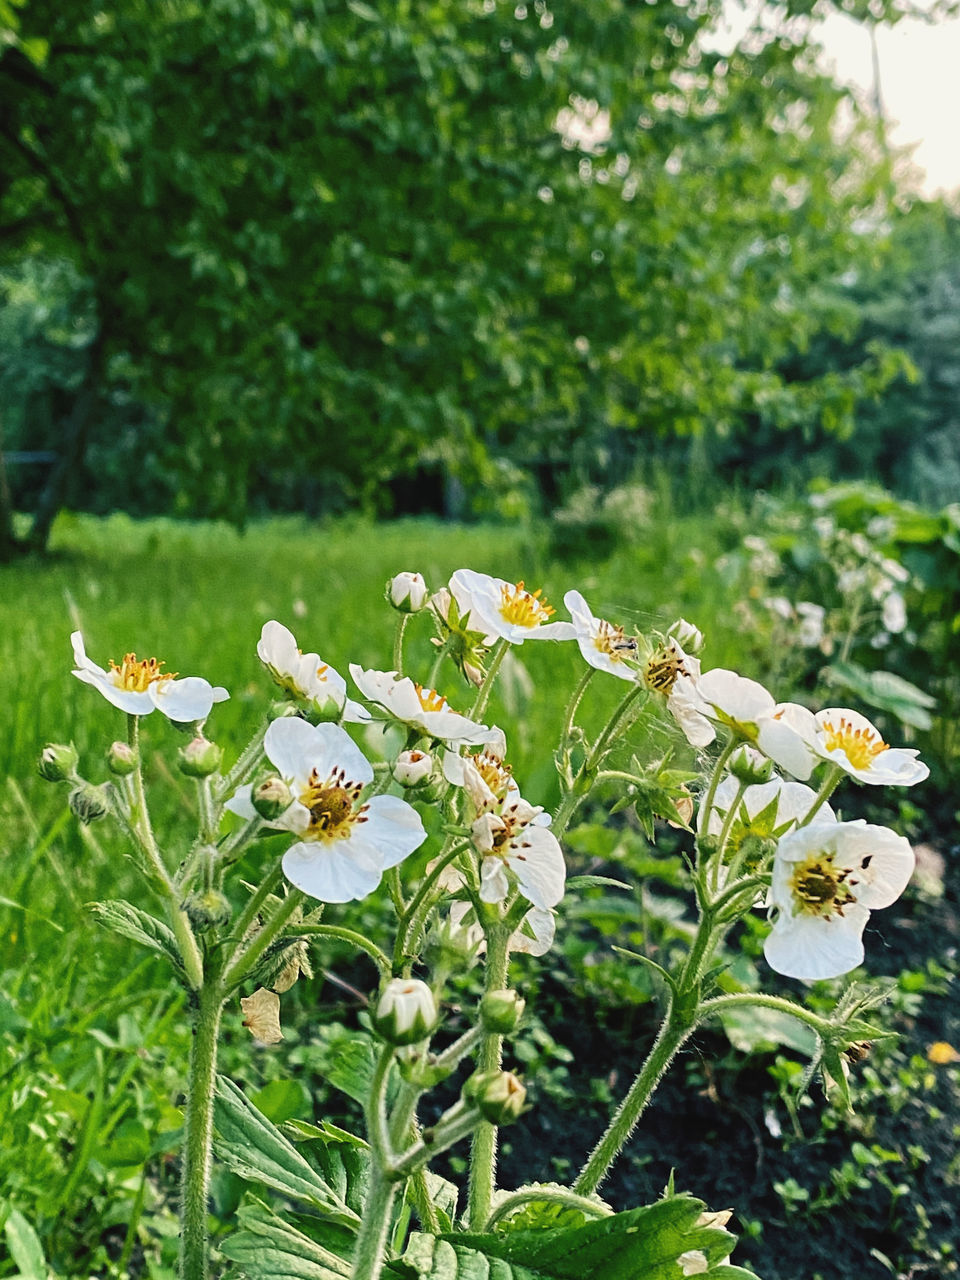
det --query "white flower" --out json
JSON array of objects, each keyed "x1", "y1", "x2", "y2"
[
  {"x1": 388, "y1": 572, "x2": 429, "y2": 612},
  {"x1": 563, "y1": 590, "x2": 639, "y2": 680},
  {"x1": 690, "y1": 671, "x2": 817, "y2": 779},
  {"x1": 374, "y1": 978, "x2": 437, "y2": 1042},
  {"x1": 257, "y1": 621, "x2": 368, "y2": 723},
  {"x1": 393, "y1": 749, "x2": 433, "y2": 786},
  {"x1": 881, "y1": 591, "x2": 907, "y2": 634},
  {"x1": 811, "y1": 708, "x2": 928, "y2": 786},
  {"x1": 795, "y1": 602, "x2": 826, "y2": 648},
  {"x1": 449, "y1": 569, "x2": 576, "y2": 645},
  {"x1": 473, "y1": 794, "x2": 565, "y2": 910},
  {"x1": 226, "y1": 718, "x2": 426, "y2": 902},
  {"x1": 641, "y1": 642, "x2": 714, "y2": 747},
  {"x1": 349, "y1": 666, "x2": 499, "y2": 746},
  {"x1": 764, "y1": 820, "x2": 915, "y2": 980},
  {"x1": 71, "y1": 631, "x2": 228, "y2": 722},
  {"x1": 699, "y1": 776, "x2": 836, "y2": 847}
]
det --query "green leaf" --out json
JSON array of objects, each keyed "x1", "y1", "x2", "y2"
[
  {"x1": 213, "y1": 1077, "x2": 360, "y2": 1227},
  {"x1": 718, "y1": 1005, "x2": 818, "y2": 1057},
  {"x1": 98, "y1": 1118, "x2": 151, "y2": 1168},
  {"x1": 565, "y1": 876, "x2": 631, "y2": 892},
  {"x1": 821, "y1": 662, "x2": 935, "y2": 730},
  {"x1": 4, "y1": 1209, "x2": 46, "y2": 1280},
  {"x1": 221, "y1": 1197, "x2": 353, "y2": 1280},
  {"x1": 394, "y1": 1196, "x2": 742, "y2": 1280},
  {"x1": 86, "y1": 900, "x2": 184, "y2": 974},
  {"x1": 252, "y1": 1078, "x2": 310, "y2": 1125}
]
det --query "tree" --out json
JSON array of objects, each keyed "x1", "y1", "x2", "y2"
[{"x1": 0, "y1": 0, "x2": 932, "y2": 550}]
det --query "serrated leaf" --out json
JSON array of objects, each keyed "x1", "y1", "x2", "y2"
[
  {"x1": 394, "y1": 1197, "x2": 742, "y2": 1280},
  {"x1": 4, "y1": 1209, "x2": 46, "y2": 1280},
  {"x1": 87, "y1": 900, "x2": 184, "y2": 974},
  {"x1": 221, "y1": 1197, "x2": 353, "y2": 1280},
  {"x1": 214, "y1": 1077, "x2": 360, "y2": 1227},
  {"x1": 822, "y1": 662, "x2": 934, "y2": 730}
]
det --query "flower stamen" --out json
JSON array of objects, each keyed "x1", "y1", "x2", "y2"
[
  {"x1": 789, "y1": 852, "x2": 856, "y2": 919},
  {"x1": 414, "y1": 682, "x2": 449, "y2": 713},
  {"x1": 593, "y1": 619, "x2": 637, "y2": 661},
  {"x1": 498, "y1": 581, "x2": 555, "y2": 629},
  {"x1": 821, "y1": 717, "x2": 889, "y2": 772},
  {"x1": 644, "y1": 643, "x2": 683, "y2": 694},
  {"x1": 299, "y1": 766, "x2": 368, "y2": 841},
  {"x1": 109, "y1": 653, "x2": 177, "y2": 693}
]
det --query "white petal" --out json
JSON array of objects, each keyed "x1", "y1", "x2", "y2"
[
  {"x1": 667, "y1": 677, "x2": 716, "y2": 747},
  {"x1": 697, "y1": 669, "x2": 775, "y2": 723},
  {"x1": 510, "y1": 908, "x2": 555, "y2": 955},
  {"x1": 756, "y1": 717, "x2": 816, "y2": 780},
  {"x1": 480, "y1": 857, "x2": 510, "y2": 903},
  {"x1": 265, "y1": 718, "x2": 373, "y2": 787},
  {"x1": 152, "y1": 677, "x2": 229, "y2": 723},
  {"x1": 224, "y1": 786, "x2": 258, "y2": 821},
  {"x1": 355, "y1": 795, "x2": 427, "y2": 870},
  {"x1": 71, "y1": 630, "x2": 106, "y2": 676},
  {"x1": 73, "y1": 667, "x2": 156, "y2": 715},
  {"x1": 763, "y1": 907, "x2": 868, "y2": 981},
  {"x1": 282, "y1": 839, "x2": 383, "y2": 903},
  {"x1": 506, "y1": 826, "x2": 566, "y2": 909},
  {"x1": 257, "y1": 620, "x2": 299, "y2": 671}
]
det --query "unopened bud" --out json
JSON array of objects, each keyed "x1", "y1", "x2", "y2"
[
  {"x1": 178, "y1": 736, "x2": 223, "y2": 778},
  {"x1": 463, "y1": 661, "x2": 484, "y2": 688},
  {"x1": 38, "y1": 742, "x2": 78, "y2": 782},
  {"x1": 106, "y1": 741, "x2": 138, "y2": 776},
  {"x1": 372, "y1": 977, "x2": 438, "y2": 1046},
  {"x1": 184, "y1": 887, "x2": 232, "y2": 930},
  {"x1": 667, "y1": 618, "x2": 705, "y2": 656},
  {"x1": 728, "y1": 745, "x2": 774, "y2": 786},
  {"x1": 463, "y1": 1069, "x2": 526, "y2": 1124},
  {"x1": 394, "y1": 749, "x2": 433, "y2": 787},
  {"x1": 425, "y1": 909, "x2": 483, "y2": 972},
  {"x1": 388, "y1": 571, "x2": 429, "y2": 613},
  {"x1": 480, "y1": 989, "x2": 526, "y2": 1035},
  {"x1": 430, "y1": 587, "x2": 453, "y2": 624},
  {"x1": 306, "y1": 689, "x2": 346, "y2": 724},
  {"x1": 69, "y1": 783, "x2": 109, "y2": 824},
  {"x1": 252, "y1": 776, "x2": 292, "y2": 820}
]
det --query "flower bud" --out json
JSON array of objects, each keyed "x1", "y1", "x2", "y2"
[
  {"x1": 183, "y1": 887, "x2": 232, "y2": 930},
  {"x1": 394, "y1": 749, "x2": 433, "y2": 787},
  {"x1": 425, "y1": 909, "x2": 483, "y2": 973},
  {"x1": 480, "y1": 989, "x2": 526, "y2": 1035},
  {"x1": 106, "y1": 741, "x2": 138, "y2": 776},
  {"x1": 728, "y1": 745, "x2": 774, "y2": 786},
  {"x1": 38, "y1": 742, "x2": 78, "y2": 782},
  {"x1": 69, "y1": 783, "x2": 109, "y2": 824},
  {"x1": 252, "y1": 776, "x2": 293, "y2": 820},
  {"x1": 371, "y1": 977, "x2": 438, "y2": 1046},
  {"x1": 306, "y1": 688, "x2": 347, "y2": 724},
  {"x1": 667, "y1": 618, "x2": 705, "y2": 656},
  {"x1": 388, "y1": 572, "x2": 429, "y2": 613},
  {"x1": 462, "y1": 1069, "x2": 526, "y2": 1124},
  {"x1": 178, "y1": 736, "x2": 223, "y2": 778},
  {"x1": 430, "y1": 587, "x2": 453, "y2": 624}
]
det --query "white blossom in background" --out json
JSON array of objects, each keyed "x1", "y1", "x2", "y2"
[
  {"x1": 881, "y1": 591, "x2": 907, "y2": 634},
  {"x1": 257, "y1": 621, "x2": 369, "y2": 722},
  {"x1": 349, "y1": 666, "x2": 499, "y2": 746},
  {"x1": 563, "y1": 589, "x2": 639, "y2": 680},
  {"x1": 764, "y1": 820, "x2": 915, "y2": 981},
  {"x1": 71, "y1": 631, "x2": 229, "y2": 722},
  {"x1": 449, "y1": 569, "x2": 576, "y2": 645},
  {"x1": 811, "y1": 708, "x2": 929, "y2": 786},
  {"x1": 225, "y1": 718, "x2": 426, "y2": 902}
]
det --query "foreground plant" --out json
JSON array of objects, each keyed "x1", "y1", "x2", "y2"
[{"x1": 41, "y1": 577, "x2": 929, "y2": 1280}]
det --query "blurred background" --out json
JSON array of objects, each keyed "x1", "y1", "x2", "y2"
[{"x1": 1, "y1": 0, "x2": 959, "y2": 556}]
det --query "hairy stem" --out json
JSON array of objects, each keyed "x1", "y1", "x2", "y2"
[
  {"x1": 179, "y1": 982, "x2": 223, "y2": 1280},
  {"x1": 467, "y1": 923, "x2": 511, "y2": 1229}
]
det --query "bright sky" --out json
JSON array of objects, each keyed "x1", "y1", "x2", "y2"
[{"x1": 715, "y1": 3, "x2": 960, "y2": 197}]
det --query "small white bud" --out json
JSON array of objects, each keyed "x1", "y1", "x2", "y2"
[
  {"x1": 388, "y1": 572, "x2": 429, "y2": 613},
  {"x1": 372, "y1": 978, "x2": 438, "y2": 1045},
  {"x1": 394, "y1": 749, "x2": 433, "y2": 786},
  {"x1": 666, "y1": 617, "x2": 705, "y2": 655}
]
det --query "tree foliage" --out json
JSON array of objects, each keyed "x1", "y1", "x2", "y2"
[{"x1": 0, "y1": 0, "x2": 932, "y2": 545}]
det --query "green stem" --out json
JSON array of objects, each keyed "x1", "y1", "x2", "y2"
[
  {"x1": 486, "y1": 1187, "x2": 613, "y2": 1231},
  {"x1": 228, "y1": 861, "x2": 285, "y2": 955},
  {"x1": 196, "y1": 777, "x2": 216, "y2": 844},
  {"x1": 709, "y1": 778, "x2": 746, "y2": 893},
  {"x1": 697, "y1": 735, "x2": 737, "y2": 839},
  {"x1": 587, "y1": 682, "x2": 646, "y2": 768},
  {"x1": 561, "y1": 666, "x2": 595, "y2": 744},
  {"x1": 469, "y1": 638, "x2": 509, "y2": 722},
  {"x1": 179, "y1": 982, "x2": 224, "y2": 1280},
  {"x1": 393, "y1": 613, "x2": 410, "y2": 675},
  {"x1": 212, "y1": 718, "x2": 269, "y2": 803},
  {"x1": 352, "y1": 1047, "x2": 399, "y2": 1280},
  {"x1": 573, "y1": 1006, "x2": 690, "y2": 1197},
  {"x1": 798, "y1": 763, "x2": 844, "y2": 826},
  {"x1": 222, "y1": 888, "x2": 306, "y2": 991},
  {"x1": 394, "y1": 839, "x2": 473, "y2": 969},
  {"x1": 296, "y1": 924, "x2": 391, "y2": 975},
  {"x1": 696, "y1": 992, "x2": 830, "y2": 1036},
  {"x1": 467, "y1": 923, "x2": 511, "y2": 1230}
]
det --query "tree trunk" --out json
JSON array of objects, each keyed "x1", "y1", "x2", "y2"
[{"x1": 0, "y1": 417, "x2": 26, "y2": 562}]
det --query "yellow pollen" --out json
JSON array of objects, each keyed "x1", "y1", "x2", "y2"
[
  {"x1": 498, "y1": 581, "x2": 555, "y2": 629},
  {"x1": 316, "y1": 663, "x2": 329, "y2": 681},
  {"x1": 414, "y1": 683, "x2": 448, "y2": 713},
  {"x1": 109, "y1": 652, "x2": 176, "y2": 692},
  {"x1": 789, "y1": 852, "x2": 855, "y2": 919},
  {"x1": 644, "y1": 644, "x2": 683, "y2": 695},
  {"x1": 299, "y1": 766, "x2": 367, "y2": 841},
  {"x1": 593, "y1": 619, "x2": 636, "y2": 661},
  {"x1": 472, "y1": 750, "x2": 513, "y2": 801},
  {"x1": 821, "y1": 717, "x2": 888, "y2": 772}
]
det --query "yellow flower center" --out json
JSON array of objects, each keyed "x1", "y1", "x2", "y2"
[
  {"x1": 471, "y1": 750, "x2": 513, "y2": 801},
  {"x1": 593, "y1": 619, "x2": 637, "y2": 661},
  {"x1": 498, "y1": 581, "x2": 555, "y2": 629},
  {"x1": 414, "y1": 683, "x2": 449, "y2": 713},
  {"x1": 789, "y1": 852, "x2": 855, "y2": 919},
  {"x1": 299, "y1": 767, "x2": 368, "y2": 841},
  {"x1": 644, "y1": 644, "x2": 683, "y2": 694},
  {"x1": 821, "y1": 717, "x2": 888, "y2": 772},
  {"x1": 109, "y1": 653, "x2": 176, "y2": 692}
]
